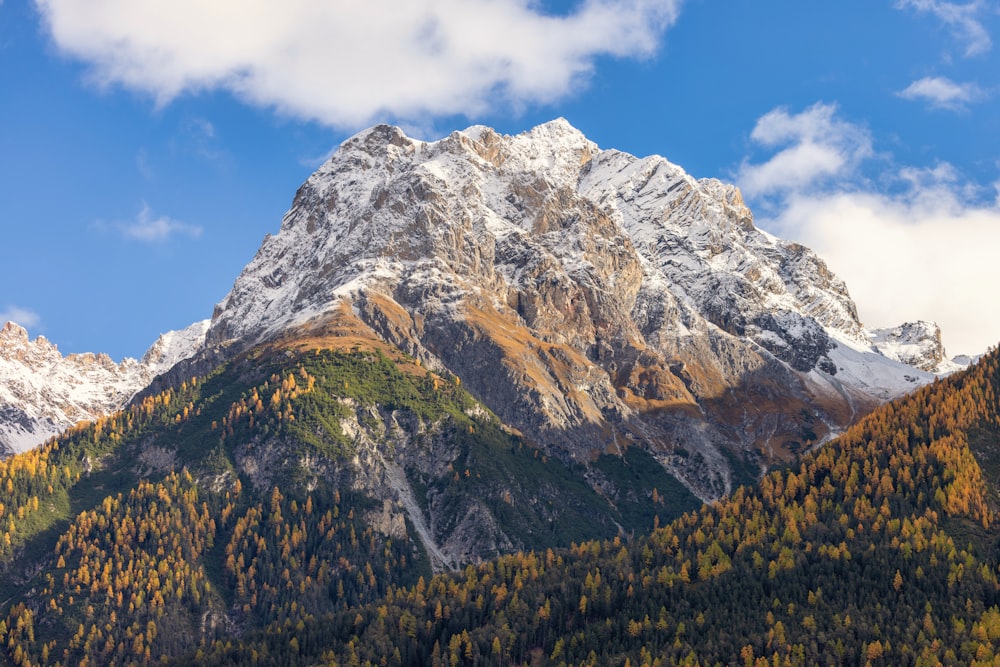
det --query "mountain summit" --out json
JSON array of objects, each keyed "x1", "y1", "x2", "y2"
[
  {"x1": 201, "y1": 119, "x2": 956, "y2": 500},
  {"x1": 0, "y1": 121, "x2": 961, "y2": 498}
]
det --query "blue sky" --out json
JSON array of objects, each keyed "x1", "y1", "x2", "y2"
[{"x1": 2, "y1": 0, "x2": 999, "y2": 360}]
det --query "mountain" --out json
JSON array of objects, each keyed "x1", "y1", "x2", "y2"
[
  {"x1": 871, "y1": 320, "x2": 964, "y2": 374},
  {"x1": 0, "y1": 320, "x2": 209, "y2": 455},
  {"x1": 201, "y1": 118, "x2": 960, "y2": 501},
  {"x1": 0, "y1": 119, "x2": 993, "y2": 665},
  {"x1": 2, "y1": 120, "x2": 961, "y2": 497},
  {"x1": 0, "y1": 119, "x2": 966, "y2": 560},
  {"x1": 0, "y1": 314, "x2": 995, "y2": 666}
]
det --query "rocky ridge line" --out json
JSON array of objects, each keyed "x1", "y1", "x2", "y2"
[
  {"x1": 0, "y1": 320, "x2": 209, "y2": 455},
  {"x1": 201, "y1": 119, "x2": 967, "y2": 501}
]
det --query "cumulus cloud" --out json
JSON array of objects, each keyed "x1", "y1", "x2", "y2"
[
  {"x1": 96, "y1": 203, "x2": 203, "y2": 243},
  {"x1": 736, "y1": 103, "x2": 873, "y2": 198},
  {"x1": 895, "y1": 0, "x2": 992, "y2": 56},
  {"x1": 738, "y1": 104, "x2": 1000, "y2": 356},
  {"x1": 34, "y1": 0, "x2": 682, "y2": 128},
  {"x1": 0, "y1": 306, "x2": 41, "y2": 329},
  {"x1": 898, "y1": 76, "x2": 986, "y2": 110}
]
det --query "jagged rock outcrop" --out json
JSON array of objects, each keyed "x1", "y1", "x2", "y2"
[
  {"x1": 871, "y1": 321, "x2": 963, "y2": 374},
  {"x1": 0, "y1": 320, "x2": 209, "y2": 455}
]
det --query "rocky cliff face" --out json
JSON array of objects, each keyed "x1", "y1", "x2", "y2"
[
  {"x1": 871, "y1": 321, "x2": 963, "y2": 374},
  {"x1": 0, "y1": 320, "x2": 209, "y2": 455},
  {"x1": 202, "y1": 119, "x2": 959, "y2": 501}
]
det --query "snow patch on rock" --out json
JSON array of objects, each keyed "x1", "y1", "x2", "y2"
[{"x1": 0, "y1": 320, "x2": 209, "y2": 454}]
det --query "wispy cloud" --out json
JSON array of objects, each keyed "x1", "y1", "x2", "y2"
[
  {"x1": 136, "y1": 148, "x2": 155, "y2": 180},
  {"x1": 895, "y1": 0, "x2": 992, "y2": 56},
  {"x1": 0, "y1": 306, "x2": 41, "y2": 329},
  {"x1": 298, "y1": 147, "x2": 337, "y2": 170},
  {"x1": 34, "y1": 0, "x2": 683, "y2": 128},
  {"x1": 736, "y1": 104, "x2": 1000, "y2": 356},
  {"x1": 898, "y1": 76, "x2": 986, "y2": 110},
  {"x1": 176, "y1": 116, "x2": 226, "y2": 162},
  {"x1": 95, "y1": 203, "x2": 203, "y2": 243}
]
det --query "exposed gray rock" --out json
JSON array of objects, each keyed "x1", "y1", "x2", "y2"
[{"x1": 201, "y1": 119, "x2": 955, "y2": 501}]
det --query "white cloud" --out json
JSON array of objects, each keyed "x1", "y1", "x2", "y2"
[
  {"x1": 738, "y1": 104, "x2": 1000, "y2": 356},
  {"x1": 895, "y1": 0, "x2": 992, "y2": 56},
  {"x1": 0, "y1": 306, "x2": 41, "y2": 329},
  {"x1": 736, "y1": 103, "x2": 873, "y2": 198},
  {"x1": 299, "y1": 147, "x2": 337, "y2": 170},
  {"x1": 34, "y1": 0, "x2": 682, "y2": 128},
  {"x1": 97, "y1": 203, "x2": 203, "y2": 243},
  {"x1": 898, "y1": 76, "x2": 986, "y2": 110},
  {"x1": 769, "y1": 188, "x2": 1000, "y2": 356}
]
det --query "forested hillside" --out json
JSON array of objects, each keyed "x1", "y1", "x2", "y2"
[
  {"x1": 192, "y1": 346, "x2": 1000, "y2": 666},
  {"x1": 0, "y1": 342, "x2": 699, "y2": 666},
  {"x1": 0, "y1": 341, "x2": 996, "y2": 665}
]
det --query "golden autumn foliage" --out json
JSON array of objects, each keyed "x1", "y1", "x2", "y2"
[
  {"x1": 3, "y1": 344, "x2": 1000, "y2": 666},
  {"x1": 195, "y1": 348, "x2": 1000, "y2": 667}
]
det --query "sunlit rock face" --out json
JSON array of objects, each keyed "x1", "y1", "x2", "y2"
[{"x1": 202, "y1": 120, "x2": 949, "y2": 500}]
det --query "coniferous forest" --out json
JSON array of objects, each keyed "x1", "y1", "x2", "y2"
[{"x1": 0, "y1": 341, "x2": 998, "y2": 666}]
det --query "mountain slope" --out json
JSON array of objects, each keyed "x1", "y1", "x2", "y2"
[
  {"x1": 0, "y1": 329, "x2": 1000, "y2": 665},
  {"x1": 203, "y1": 119, "x2": 958, "y2": 500},
  {"x1": 0, "y1": 331, "x2": 706, "y2": 665},
  {"x1": 198, "y1": 342, "x2": 1000, "y2": 667},
  {"x1": 0, "y1": 325, "x2": 994, "y2": 665},
  {"x1": 0, "y1": 320, "x2": 209, "y2": 455}
]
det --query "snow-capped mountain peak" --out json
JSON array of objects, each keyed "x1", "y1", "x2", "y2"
[
  {"x1": 0, "y1": 117, "x2": 972, "y2": 511},
  {"x1": 141, "y1": 320, "x2": 212, "y2": 377},
  {"x1": 0, "y1": 320, "x2": 209, "y2": 455},
  {"x1": 871, "y1": 320, "x2": 964, "y2": 374},
  {"x1": 202, "y1": 119, "x2": 963, "y2": 500}
]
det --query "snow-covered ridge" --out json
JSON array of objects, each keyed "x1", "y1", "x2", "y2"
[
  {"x1": 198, "y1": 118, "x2": 971, "y2": 500},
  {"x1": 871, "y1": 321, "x2": 964, "y2": 375},
  {"x1": 141, "y1": 320, "x2": 211, "y2": 376},
  {"x1": 208, "y1": 118, "x2": 960, "y2": 382},
  {"x1": 0, "y1": 320, "x2": 209, "y2": 455}
]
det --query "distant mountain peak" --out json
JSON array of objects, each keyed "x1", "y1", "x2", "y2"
[
  {"x1": 871, "y1": 320, "x2": 963, "y2": 374},
  {"x1": 0, "y1": 320, "x2": 209, "y2": 455},
  {"x1": 0, "y1": 321, "x2": 57, "y2": 357}
]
